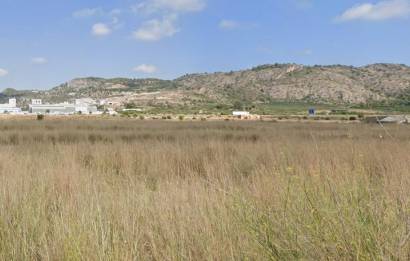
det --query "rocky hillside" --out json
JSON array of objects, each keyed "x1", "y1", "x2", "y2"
[
  {"x1": 176, "y1": 63, "x2": 410, "y2": 104},
  {"x1": 3, "y1": 63, "x2": 410, "y2": 107}
]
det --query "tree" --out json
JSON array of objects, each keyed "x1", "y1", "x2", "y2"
[{"x1": 233, "y1": 101, "x2": 244, "y2": 110}]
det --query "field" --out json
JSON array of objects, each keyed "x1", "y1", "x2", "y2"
[{"x1": 1, "y1": 119, "x2": 410, "y2": 260}]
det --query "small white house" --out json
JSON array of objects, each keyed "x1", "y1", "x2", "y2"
[
  {"x1": 0, "y1": 98, "x2": 22, "y2": 114},
  {"x1": 107, "y1": 108, "x2": 118, "y2": 115},
  {"x1": 233, "y1": 111, "x2": 250, "y2": 117}
]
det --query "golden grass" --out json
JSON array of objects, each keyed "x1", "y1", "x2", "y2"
[{"x1": 0, "y1": 119, "x2": 410, "y2": 260}]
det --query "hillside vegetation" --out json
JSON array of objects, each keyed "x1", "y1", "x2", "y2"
[{"x1": 2, "y1": 63, "x2": 410, "y2": 107}]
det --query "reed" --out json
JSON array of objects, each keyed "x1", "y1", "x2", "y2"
[{"x1": 0, "y1": 119, "x2": 409, "y2": 260}]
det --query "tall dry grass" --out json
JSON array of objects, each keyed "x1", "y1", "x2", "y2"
[{"x1": 0, "y1": 119, "x2": 410, "y2": 260}]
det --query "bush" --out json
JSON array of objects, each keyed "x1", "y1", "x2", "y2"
[
  {"x1": 349, "y1": 116, "x2": 357, "y2": 121},
  {"x1": 179, "y1": 115, "x2": 184, "y2": 121},
  {"x1": 139, "y1": 115, "x2": 145, "y2": 120},
  {"x1": 37, "y1": 114, "x2": 44, "y2": 121},
  {"x1": 233, "y1": 101, "x2": 244, "y2": 110}
]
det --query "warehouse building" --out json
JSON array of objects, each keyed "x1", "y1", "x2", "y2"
[
  {"x1": 29, "y1": 99, "x2": 99, "y2": 115},
  {"x1": 75, "y1": 99, "x2": 98, "y2": 114},
  {"x1": 29, "y1": 101, "x2": 76, "y2": 114}
]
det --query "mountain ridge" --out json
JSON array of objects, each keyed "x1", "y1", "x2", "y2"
[{"x1": 2, "y1": 63, "x2": 410, "y2": 107}]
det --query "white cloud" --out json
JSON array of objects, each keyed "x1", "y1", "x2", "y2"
[
  {"x1": 31, "y1": 57, "x2": 48, "y2": 65},
  {"x1": 131, "y1": 0, "x2": 205, "y2": 42},
  {"x1": 73, "y1": 8, "x2": 103, "y2": 18},
  {"x1": 133, "y1": 64, "x2": 158, "y2": 73},
  {"x1": 0, "y1": 68, "x2": 8, "y2": 77},
  {"x1": 133, "y1": 15, "x2": 179, "y2": 41},
  {"x1": 133, "y1": 0, "x2": 206, "y2": 14},
  {"x1": 92, "y1": 23, "x2": 112, "y2": 36},
  {"x1": 218, "y1": 19, "x2": 257, "y2": 30},
  {"x1": 219, "y1": 20, "x2": 240, "y2": 30},
  {"x1": 337, "y1": 0, "x2": 410, "y2": 22},
  {"x1": 73, "y1": 7, "x2": 122, "y2": 18}
]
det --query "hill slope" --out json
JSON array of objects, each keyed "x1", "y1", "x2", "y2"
[{"x1": 2, "y1": 63, "x2": 410, "y2": 107}]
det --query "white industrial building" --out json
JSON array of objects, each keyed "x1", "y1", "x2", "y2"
[
  {"x1": 232, "y1": 111, "x2": 250, "y2": 117},
  {"x1": 75, "y1": 99, "x2": 98, "y2": 114},
  {"x1": 29, "y1": 100, "x2": 76, "y2": 115},
  {"x1": 0, "y1": 98, "x2": 22, "y2": 114},
  {"x1": 29, "y1": 99, "x2": 99, "y2": 115}
]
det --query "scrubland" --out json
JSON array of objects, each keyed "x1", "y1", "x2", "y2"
[{"x1": 0, "y1": 119, "x2": 410, "y2": 260}]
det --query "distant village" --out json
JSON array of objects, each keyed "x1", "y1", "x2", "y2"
[
  {"x1": 0, "y1": 97, "x2": 257, "y2": 118},
  {"x1": 0, "y1": 98, "x2": 118, "y2": 115},
  {"x1": 0, "y1": 97, "x2": 409, "y2": 124}
]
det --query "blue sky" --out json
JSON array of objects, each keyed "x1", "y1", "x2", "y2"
[{"x1": 1, "y1": 0, "x2": 410, "y2": 90}]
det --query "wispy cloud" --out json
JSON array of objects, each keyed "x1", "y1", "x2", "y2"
[
  {"x1": 219, "y1": 20, "x2": 240, "y2": 30},
  {"x1": 31, "y1": 57, "x2": 48, "y2": 65},
  {"x1": 218, "y1": 19, "x2": 257, "y2": 30},
  {"x1": 92, "y1": 23, "x2": 112, "y2": 36},
  {"x1": 133, "y1": 0, "x2": 206, "y2": 14},
  {"x1": 132, "y1": 0, "x2": 206, "y2": 42},
  {"x1": 336, "y1": 0, "x2": 410, "y2": 22},
  {"x1": 73, "y1": 7, "x2": 122, "y2": 37},
  {"x1": 73, "y1": 8, "x2": 104, "y2": 18},
  {"x1": 133, "y1": 15, "x2": 179, "y2": 41},
  {"x1": 133, "y1": 64, "x2": 158, "y2": 73},
  {"x1": 0, "y1": 68, "x2": 8, "y2": 77}
]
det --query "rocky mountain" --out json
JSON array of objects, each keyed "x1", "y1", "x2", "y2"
[{"x1": 3, "y1": 63, "x2": 410, "y2": 107}]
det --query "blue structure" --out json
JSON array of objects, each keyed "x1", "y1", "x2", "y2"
[{"x1": 308, "y1": 108, "x2": 316, "y2": 116}]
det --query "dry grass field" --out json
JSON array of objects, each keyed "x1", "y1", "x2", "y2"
[{"x1": 1, "y1": 119, "x2": 410, "y2": 260}]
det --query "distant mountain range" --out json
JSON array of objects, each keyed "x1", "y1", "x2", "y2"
[{"x1": 2, "y1": 63, "x2": 410, "y2": 108}]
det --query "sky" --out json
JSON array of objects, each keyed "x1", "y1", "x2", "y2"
[{"x1": 1, "y1": 0, "x2": 410, "y2": 90}]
